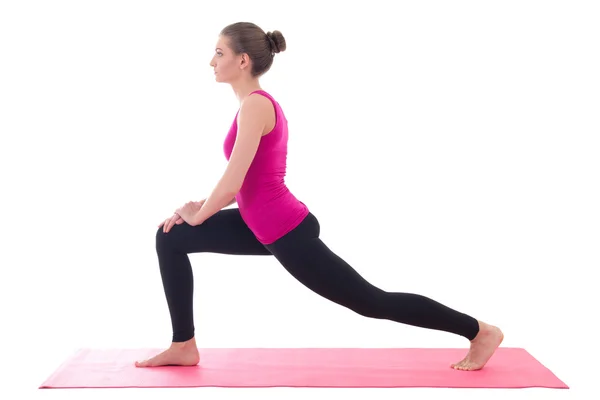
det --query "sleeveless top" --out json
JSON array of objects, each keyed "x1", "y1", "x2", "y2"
[{"x1": 223, "y1": 90, "x2": 309, "y2": 244}]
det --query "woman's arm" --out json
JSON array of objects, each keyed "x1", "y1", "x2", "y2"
[{"x1": 193, "y1": 94, "x2": 271, "y2": 224}]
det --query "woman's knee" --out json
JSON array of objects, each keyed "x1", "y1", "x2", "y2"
[
  {"x1": 156, "y1": 226, "x2": 180, "y2": 253},
  {"x1": 155, "y1": 224, "x2": 213, "y2": 255}
]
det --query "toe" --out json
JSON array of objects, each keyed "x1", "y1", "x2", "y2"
[
  {"x1": 453, "y1": 360, "x2": 469, "y2": 371},
  {"x1": 135, "y1": 359, "x2": 150, "y2": 368}
]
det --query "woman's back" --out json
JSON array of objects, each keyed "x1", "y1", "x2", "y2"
[{"x1": 223, "y1": 90, "x2": 309, "y2": 245}]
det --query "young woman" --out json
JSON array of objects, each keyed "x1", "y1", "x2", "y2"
[{"x1": 135, "y1": 22, "x2": 504, "y2": 371}]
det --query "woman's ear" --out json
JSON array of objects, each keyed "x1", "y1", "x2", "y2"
[{"x1": 239, "y1": 53, "x2": 250, "y2": 70}]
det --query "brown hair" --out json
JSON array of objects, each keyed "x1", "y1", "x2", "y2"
[{"x1": 220, "y1": 22, "x2": 286, "y2": 77}]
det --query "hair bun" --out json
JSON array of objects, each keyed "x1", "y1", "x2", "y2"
[{"x1": 266, "y1": 30, "x2": 286, "y2": 54}]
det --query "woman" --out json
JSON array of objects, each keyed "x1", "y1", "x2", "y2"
[{"x1": 135, "y1": 22, "x2": 504, "y2": 371}]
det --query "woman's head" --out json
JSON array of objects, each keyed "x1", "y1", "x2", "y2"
[{"x1": 210, "y1": 22, "x2": 286, "y2": 83}]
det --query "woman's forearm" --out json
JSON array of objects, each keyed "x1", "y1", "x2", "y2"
[{"x1": 195, "y1": 181, "x2": 238, "y2": 224}]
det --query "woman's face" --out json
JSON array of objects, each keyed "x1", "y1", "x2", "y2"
[{"x1": 209, "y1": 35, "x2": 243, "y2": 83}]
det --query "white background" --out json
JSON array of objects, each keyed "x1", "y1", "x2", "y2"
[{"x1": 1, "y1": 0, "x2": 598, "y2": 399}]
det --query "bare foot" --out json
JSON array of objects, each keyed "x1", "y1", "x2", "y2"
[
  {"x1": 451, "y1": 321, "x2": 504, "y2": 371},
  {"x1": 135, "y1": 337, "x2": 200, "y2": 367}
]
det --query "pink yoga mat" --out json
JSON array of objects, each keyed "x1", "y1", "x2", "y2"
[{"x1": 39, "y1": 347, "x2": 568, "y2": 389}]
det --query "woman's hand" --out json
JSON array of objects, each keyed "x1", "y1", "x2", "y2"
[
  {"x1": 159, "y1": 213, "x2": 183, "y2": 233},
  {"x1": 175, "y1": 201, "x2": 204, "y2": 226},
  {"x1": 159, "y1": 199, "x2": 205, "y2": 233}
]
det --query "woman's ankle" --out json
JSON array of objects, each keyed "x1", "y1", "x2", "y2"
[{"x1": 170, "y1": 336, "x2": 196, "y2": 349}]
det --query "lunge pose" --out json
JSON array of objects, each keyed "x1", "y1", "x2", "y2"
[{"x1": 135, "y1": 22, "x2": 504, "y2": 371}]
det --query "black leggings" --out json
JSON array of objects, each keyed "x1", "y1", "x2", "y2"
[{"x1": 155, "y1": 209, "x2": 480, "y2": 343}]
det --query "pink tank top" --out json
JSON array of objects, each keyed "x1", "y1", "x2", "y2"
[{"x1": 223, "y1": 90, "x2": 309, "y2": 244}]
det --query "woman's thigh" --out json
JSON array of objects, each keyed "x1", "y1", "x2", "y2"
[
  {"x1": 265, "y1": 213, "x2": 386, "y2": 308},
  {"x1": 156, "y1": 208, "x2": 272, "y2": 256}
]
